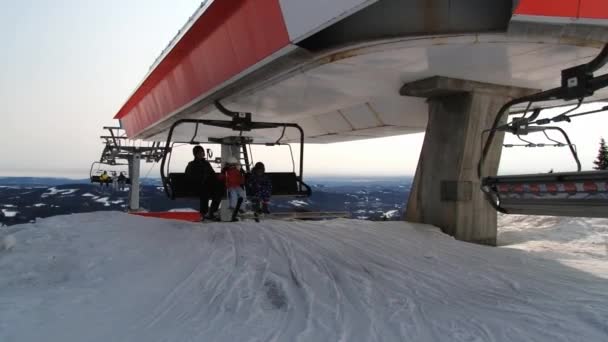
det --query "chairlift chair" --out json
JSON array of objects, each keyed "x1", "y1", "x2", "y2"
[
  {"x1": 89, "y1": 161, "x2": 131, "y2": 184},
  {"x1": 478, "y1": 43, "x2": 608, "y2": 218},
  {"x1": 160, "y1": 102, "x2": 312, "y2": 204}
]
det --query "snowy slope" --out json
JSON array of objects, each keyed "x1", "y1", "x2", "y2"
[
  {"x1": 1, "y1": 213, "x2": 607, "y2": 342},
  {"x1": 499, "y1": 215, "x2": 608, "y2": 278}
]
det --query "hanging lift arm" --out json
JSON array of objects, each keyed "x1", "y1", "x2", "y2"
[
  {"x1": 477, "y1": 44, "x2": 608, "y2": 217},
  {"x1": 159, "y1": 102, "x2": 307, "y2": 199},
  {"x1": 478, "y1": 43, "x2": 608, "y2": 179}
]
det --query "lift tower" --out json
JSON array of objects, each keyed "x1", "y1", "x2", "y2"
[{"x1": 97, "y1": 127, "x2": 166, "y2": 211}]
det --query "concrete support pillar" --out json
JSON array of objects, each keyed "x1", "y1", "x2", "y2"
[
  {"x1": 128, "y1": 152, "x2": 141, "y2": 212},
  {"x1": 401, "y1": 77, "x2": 536, "y2": 245}
]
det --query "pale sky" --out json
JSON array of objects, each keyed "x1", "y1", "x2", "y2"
[{"x1": 1, "y1": 1, "x2": 607, "y2": 179}]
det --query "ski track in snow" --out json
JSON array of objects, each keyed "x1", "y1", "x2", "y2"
[{"x1": 0, "y1": 213, "x2": 607, "y2": 341}]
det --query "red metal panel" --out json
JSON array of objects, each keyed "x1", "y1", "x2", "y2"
[
  {"x1": 132, "y1": 212, "x2": 201, "y2": 222},
  {"x1": 515, "y1": 0, "x2": 580, "y2": 17},
  {"x1": 579, "y1": 0, "x2": 608, "y2": 19},
  {"x1": 116, "y1": 0, "x2": 290, "y2": 137}
]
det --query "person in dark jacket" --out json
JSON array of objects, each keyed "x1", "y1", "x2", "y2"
[
  {"x1": 117, "y1": 172, "x2": 127, "y2": 191},
  {"x1": 185, "y1": 145, "x2": 223, "y2": 220},
  {"x1": 247, "y1": 162, "x2": 272, "y2": 214}
]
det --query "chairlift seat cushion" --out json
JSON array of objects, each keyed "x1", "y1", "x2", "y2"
[
  {"x1": 246, "y1": 172, "x2": 310, "y2": 197},
  {"x1": 168, "y1": 173, "x2": 200, "y2": 198},
  {"x1": 483, "y1": 170, "x2": 608, "y2": 218},
  {"x1": 167, "y1": 172, "x2": 311, "y2": 199},
  {"x1": 91, "y1": 176, "x2": 131, "y2": 184},
  {"x1": 91, "y1": 176, "x2": 112, "y2": 184}
]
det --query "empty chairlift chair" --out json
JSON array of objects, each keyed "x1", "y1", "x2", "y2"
[
  {"x1": 483, "y1": 171, "x2": 608, "y2": 217},
  {"x1": 479, "y1": 43, "x2": 608, "y2": 218}
]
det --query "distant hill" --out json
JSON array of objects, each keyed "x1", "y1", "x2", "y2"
[
  {"x1": 0, "y1": 178, "x2": 412, "y2": 226},
  {"x1": 0, "y1": 177, "x2": 164, "y2": 187},
  {"x1": 0, "y1": 177, "x2": 89, "y2": 186}
]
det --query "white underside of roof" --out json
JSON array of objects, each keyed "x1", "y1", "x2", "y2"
[{"x1": 142, "y1": 30, "x2": 608, "y2": 144}]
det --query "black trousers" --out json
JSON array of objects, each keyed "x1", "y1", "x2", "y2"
[{"x1": 199, "y1": 178, "x2": 225, "y2": 215}]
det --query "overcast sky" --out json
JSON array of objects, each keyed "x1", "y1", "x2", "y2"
[{"x1": 1, "y1": 1, "x2": 607, "y2": 179}]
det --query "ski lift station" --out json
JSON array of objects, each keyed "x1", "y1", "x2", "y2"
[{"x1": 105, "y1": 0, "x2": 608, "y2": 246}]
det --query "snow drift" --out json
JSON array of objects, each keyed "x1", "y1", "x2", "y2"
[{"x1": 1, "y1": 213, "x2": 607, "y2": 341}]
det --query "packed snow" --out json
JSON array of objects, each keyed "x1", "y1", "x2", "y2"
[
  {"x1": 1, "y1": 213, "x2": 607, "y2": 341},
  {"x1": 2, "y1": 235, "x2": 16, "y2": 251},
  {"x1": 383, "y1": 209, "x2": 400, "y2": 219},
  {"x1": 168, "y1": 208, "x2": 198, "y2": 212},
  {"x1": 94, "y1": 197, "x2": 111, "y2": 207},
  {"x1": 499, "y1": 214, "x2": 608, "y2": 278}
]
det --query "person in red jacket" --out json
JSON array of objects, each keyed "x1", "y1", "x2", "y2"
[{"x1": 221, "y1": 157, "x2": 246, "y2": 210}]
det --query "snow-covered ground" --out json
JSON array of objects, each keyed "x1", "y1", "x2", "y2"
[
  {"x1": 289, "y1": 200, "x2": 309, "y2": 207},
  {"x1": 499, "y1": 214, "x2": 608, "y2": 278},
  {"x1": 0, "y1": 213, "x2": 607, "y2": 341},
  {"x1": 168, "y1": 208, "x2": 199, "y2": 212},
  {"x1": 94, "y1": 197, "x2": 111, "y2": 207},
  {"x1": 40, "y1": 187, "x2": 78, "y2": 198},
  {"x1": 1, "y1": 209, "x2": 18, "y2": 218},
  {"x1": 384, "y1": 209, "x2": 400, "y2": 219}
]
